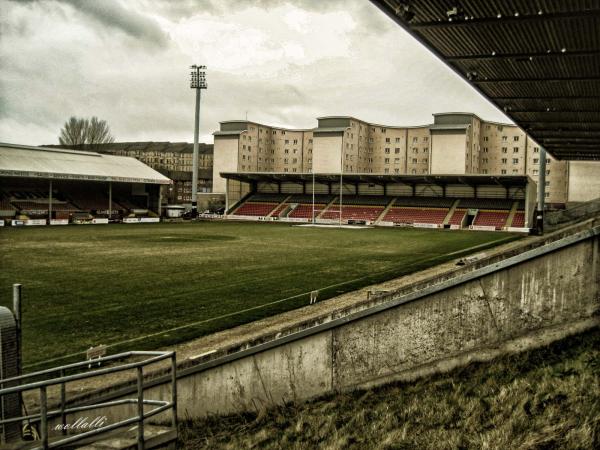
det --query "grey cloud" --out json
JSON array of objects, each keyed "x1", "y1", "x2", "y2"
[{"x1": 57, "y1": 0, "x2": 168, "y2": 47}]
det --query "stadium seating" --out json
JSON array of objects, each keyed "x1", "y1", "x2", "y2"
[
  {"x1": 270, "y1": 203, "x2": 289, "y2": 217},
  {"x1": 383, "y1": 207, "x2": 448, "y2": 225},
  {"x1": 511, "y1": 212, "x2": 526, "y2": 227},
  {"x1": 321, "y1": 206, "x2": 384, "y2": 221},
  {"x1": 473, "y1": 211, "x2": 509, "y2": 229},
  {"x1": 234, "y1": 202, "x2": 278, "y2": 216},
  {"x1": 0, "y1": 196, "x2": 16, "y2": 211},
  {"x1": 448, "y1": 209, "x2": 466, "y2": 226},
  {"x1": 289, "y1": 204, "x2": 324, "y2": 219},
  {"x1": 289, "y1": 194, "x2": 335, "y2": 204}
]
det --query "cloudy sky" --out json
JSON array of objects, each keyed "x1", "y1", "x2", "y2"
[{"x1": 0, "y1": 0, "x2": 512, "y2": 146}]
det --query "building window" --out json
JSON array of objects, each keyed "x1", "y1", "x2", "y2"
[
  {"x1": 385, "y1": 148, "x2": 390, "y2": 153},
  {"x1": 385, "y1": 158, "x2": 390, "y2": 163},
  {"x1": 513, "y1": 147, "x2": 519, "y2": 153},
  {"x1": 501, "y1": 169, "x2": 507, "y2": 174},
  {"x1": 395, "y1": 137, "x2": 400, "y2": 143},
  {"x1": 533, "y1": 158, "x2": 539, "y2": 164},
  {"x1": 512, "y1": 158, "x2": 519, "y2": 164},
  {"x1": 502, "y1": 136, "x2": 507, "y2": 141},
  {"x1": 412, "y1": 158, "x2": 418, "y2": 163},
  {"x1": 385, "y1": 138, "x2": 390, "y2": 143},
  {"x1": 514, "y1": 136, "x2": 519, "y2": 141},
  {"x1": 533, "y1": 147, "x2": 539, "y2": 153},
  {"x1": 412, "y1": 137, "x2": 418, "y2": 143},
  {"x1": 308, "y1": 139, "x2": 313, "y2": 144},
  {"x1": 502, "y1": 147, "x2": 508, "y2": 153},
  {"x1": 411, "y1": 169, "x2": 417, "y2": 174},
  {"x1": 285, "y1": 139, "x2": 289, "y2": 144},
  {"x1": 395, "y1": 148, "x2": 400, "y2": 154},
  {"x1": 501, "y1": 158, "x2": 507, "y2": 164}
]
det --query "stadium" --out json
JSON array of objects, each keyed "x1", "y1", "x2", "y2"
[{"x1": 1, "y1": 1, "x2": 600, "y2": 449}]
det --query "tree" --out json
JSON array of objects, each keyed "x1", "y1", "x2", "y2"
[{"x1": 59, "y1": 116, "x2": 115, "y2": 147}]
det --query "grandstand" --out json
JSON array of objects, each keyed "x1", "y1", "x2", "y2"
[
  {"x1": 0, "y1": 143, "x2": 171, "y2": 225},
  {"x1": 221, "y1": 173, "x2": 536, "y2": 231}
]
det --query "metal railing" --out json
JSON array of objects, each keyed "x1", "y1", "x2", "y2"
[{"x1": 0, "y1": 350, "x2": 177, "y2": 450}]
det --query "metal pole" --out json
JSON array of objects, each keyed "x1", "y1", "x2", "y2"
[
  {"x1": 12, "y1": 283, "x2": 22, "y2": 431},
  {"x1": 535, "y1": 147, "x2": 547, "y2": 235},
  {"x1": 48, "y1": 180, "x2": 52, "y2": 224},
  {"x1": 137, "y1": 366, "x2": 144, "y2": 450},
  {"x1": 171, "y1": 353, "x2": 178, "y2": 432},
  {"x1": 12, "y1": 284, "x2": 21, "y2": 373},
  {"x1": 192, "y1": 85, "x2": 201, "y2": 218},
  {"x1": 312, "y1": 172, "x2": 315, "y2": 224},
  {"x1": 40, "y1": 386, "x2": 48, "y2": 449},
  {"x1": 60, "y1": 370, "x2": 67, "y2": 435},
  {"x1": 339, "y1": 144, "x2": 343, "y2": 226}
]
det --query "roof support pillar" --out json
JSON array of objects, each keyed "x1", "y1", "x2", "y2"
[
  {"x1": 535, "y1": 148, "x2": 547, "y2": 235},
  {"x1": 108, "y1": 181, "x2": 112, "y2": 219},
  {"x1": 48, "y1": 179, "x2": 53, "y2": 223},
  {"x1": 383, "y1": 183, "x2": 387, "y2": 197}
]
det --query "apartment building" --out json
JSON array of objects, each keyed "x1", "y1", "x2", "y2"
[{"x1": 213, "y1": 113, "x2": 600, "y2": 205}]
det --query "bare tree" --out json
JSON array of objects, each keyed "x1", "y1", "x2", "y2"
[{"x1": 58, "y1": 116, "x2": 115, "y2": 147}]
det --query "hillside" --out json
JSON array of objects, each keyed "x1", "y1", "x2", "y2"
[{"x1": 179, "y1": 327, "x2": 600, "y2": 450}]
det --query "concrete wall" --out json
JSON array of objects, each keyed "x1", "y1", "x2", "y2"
[
  {"x1": 568, "y1": 161, "x2": 600, "y2": 202},
  {"x1": 312, "y1": 133, "x2": 343, "y2": 173},
  {"x1": 212, "y1": 136, "x2": 240, "y2": 193},
  {"x1": 430, "y1": 132, "x2": 467, "y2": 174}
]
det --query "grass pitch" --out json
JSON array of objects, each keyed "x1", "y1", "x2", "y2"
[{"x1": 0, "y1": 222, "x2": 518, "y2": 369}]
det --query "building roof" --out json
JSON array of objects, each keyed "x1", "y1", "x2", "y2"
[
  {"x1": 0, "y1": 143, "x2": 172, "y2": 184},
  {"x1": 45, "y1": 142, "x2": 213, "y2": 155},
  {"x1": 219, "y1": 172, "x2": 531, "y2": 188},
  {"x1": 429, "y1": 123, "x2": 470, "y2": 131},
  {"x1": 370, "y1": 0, "x2": 600, "y2": 161}
]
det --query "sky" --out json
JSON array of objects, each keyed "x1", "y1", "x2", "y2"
[{"x1": 0, "y1": 0, "x2": 513, "y2": 146}]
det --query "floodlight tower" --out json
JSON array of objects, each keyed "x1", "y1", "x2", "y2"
[{"x1": 190, "y1": 65, "x2": 207, "y2": 217}]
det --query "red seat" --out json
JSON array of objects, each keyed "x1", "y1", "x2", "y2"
[
  {"x1": 511, "y1": 212, "x2": 525, "y2": 227},
  {"x1": 449, "y1": 209, "x2": 466, "y2": 226},
  {"x1": 383, "y1": 207, "x2": 448, "y2": 225},
  {"x1": 321, "y1": 206, "x2": 383, "y2": 221},
  {"x1": 234, "y1": 202, "x2": 277, "y2": 216},
  {"x1": 473, "y1": 211, "x2": 509, "y2": 229}
]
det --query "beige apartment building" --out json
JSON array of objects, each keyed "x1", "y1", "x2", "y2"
[{"x1": 213, "y1": 113, "x2": 600, "y2": 205}]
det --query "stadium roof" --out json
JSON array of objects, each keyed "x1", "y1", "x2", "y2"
[
  {"x1": 0, "y1": 143, "x2": 172, "y2": 184},
  {"x1": 220, "y1": 172, "x2": 531, "y2": 188},
  {"x1": 370, "y1": 0, "x2": 600, "y2": 161},
  {"x1": 45, "y1": 141, "x2": 213, "y2": 154}
]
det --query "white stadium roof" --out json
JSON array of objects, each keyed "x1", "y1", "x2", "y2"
[{"x1": 0, "y1": 143, "x2": 172, "y2": 185}]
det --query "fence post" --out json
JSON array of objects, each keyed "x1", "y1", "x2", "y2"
[
  {"x1": 40, "y1": 386, "x2": 48, "y2": 449},
  {"x1": 137, "y1": 366, "x2": 144, "y2": 450},
  {"x1": 171, "y1": 353, "x2": 177, "y2": 432}
]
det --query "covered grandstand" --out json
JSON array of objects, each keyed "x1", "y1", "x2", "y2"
[
  {"x1": 221, "y1": 172, "x2": 536, "y2": 231},
  {"x1": 0, "y1": 143, "x2": 172, "y2": 225}
]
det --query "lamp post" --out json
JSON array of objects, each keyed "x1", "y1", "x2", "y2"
[{"x1": 190, "y1": 65, "x2": 207, "y2": 217}]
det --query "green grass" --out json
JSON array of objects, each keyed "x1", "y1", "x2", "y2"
[
  {"x1": 0, "y1": 222, "x2": 518, "y2": 369},
  {"x1": 179, "y1": 327, "x2": 600, "y2": 450}
]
